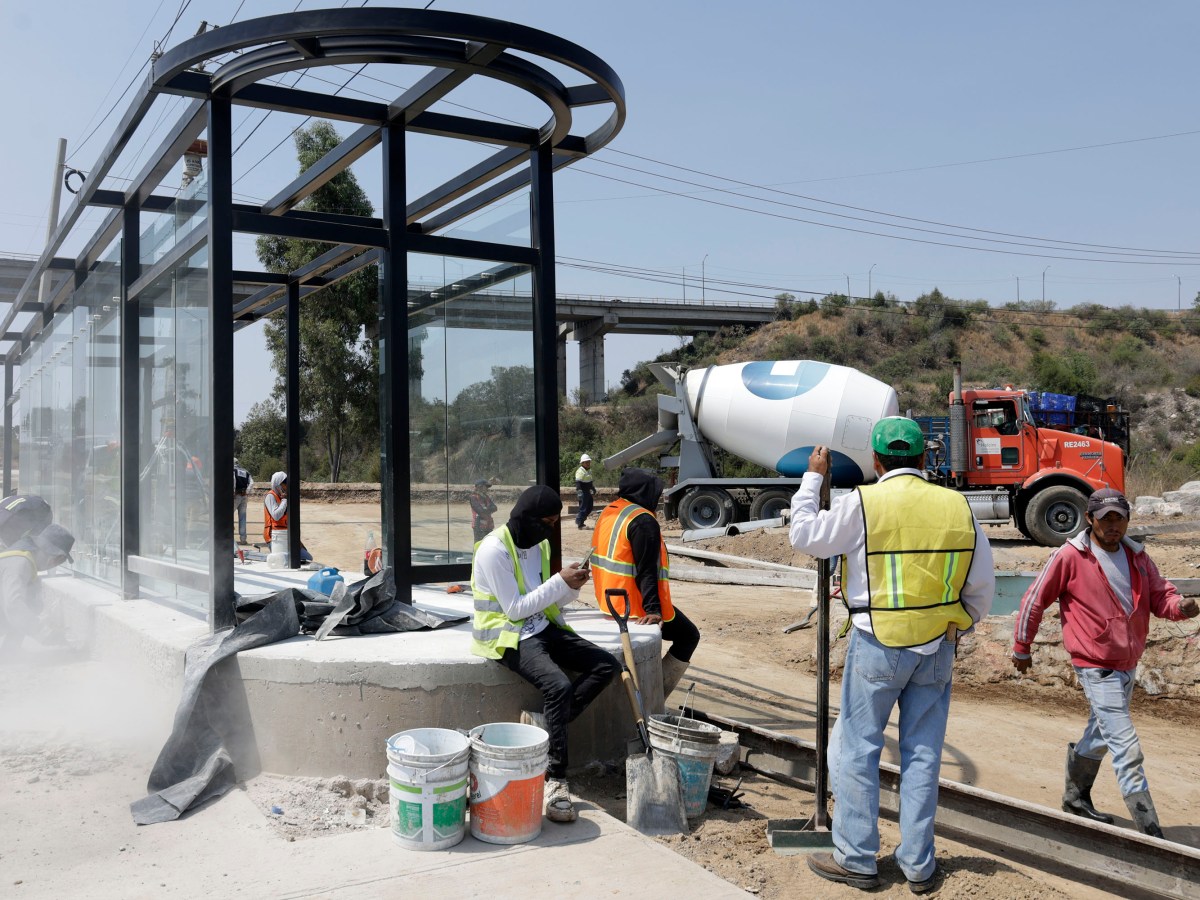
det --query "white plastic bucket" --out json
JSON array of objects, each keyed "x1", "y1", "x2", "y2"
[
  {"x1": 386, "y1": 728, "x2": 470, "y2": 851},
  {"x1": 647, "y1": 715, "x2": 723, "y2": 820},
  {"x1": 267, "y1": 528, "x2": 289, "y2": 568},
  {"x1": 468, "y1": 722, "x2": 549, "y2": 845}
]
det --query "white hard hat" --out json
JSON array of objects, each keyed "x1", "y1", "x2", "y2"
[{"x1": 580, "y1": 453, "x2": 591, "y2": 463}]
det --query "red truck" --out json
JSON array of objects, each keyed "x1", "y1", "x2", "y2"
[{"x1": 916, "y1": 364, "x2": 1126, "y2": 546}]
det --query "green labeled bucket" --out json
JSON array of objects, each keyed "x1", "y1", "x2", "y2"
[{"x1": 386, "y1": 728, "x2": 470, "y2": 851}]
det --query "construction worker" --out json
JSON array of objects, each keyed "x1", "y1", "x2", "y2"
[
  {"x1": 1012, "y1": 487, "x2": 1198, "y2": 838},
  {"x1": 574, "y1": 453, "x2": 595, "y2": 529},
  {"x1": 470, "y1": 485, "x2": 618, "y2": 824},
  {"x1": 590, "y1": 468, "x2": 700, "y2": 701},
  {"x1": 0, "y1": 523, "x2": 75, "y2": 654},
  {"x1": 234, "y1": 458, "x2": 253, "y2": 545},
  {"x1": 263, "y1": 472, "x2": 312, "y2": 563},
  {"x1": 468, "y1": 479, "x2": 498, "y2": 544},
  {"x1": 789, "y1": 418, "x2": 995, "y2": 893}
]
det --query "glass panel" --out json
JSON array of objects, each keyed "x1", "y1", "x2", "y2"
[
  {"x1": 135, "y1": 243, "x2": 210, "y2": 610},
  {"x1": 439, "y1": 186, "x2": 531, "y2": 247},
  {"x1": 406, "y1": 254, "x2": 535, "y2": 567}
]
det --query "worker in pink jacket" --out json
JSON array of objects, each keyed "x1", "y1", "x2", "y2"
[{"x1": 1012, "y1": 488, "x2": 1198, "y2": 838}]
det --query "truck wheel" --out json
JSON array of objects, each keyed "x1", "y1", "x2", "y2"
[
  {"x1": 750, "y1": 489, "x2": 793, "y2": 521},
  {"x1": 1025, "y1": 486, "x2": 1087, "y2": 547},
  {"x1": 678, "y1": 488, "x2": 735, "y2": 530}
]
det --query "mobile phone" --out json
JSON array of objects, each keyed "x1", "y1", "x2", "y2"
[{"x1": 579, "y1": 548, "x2": 594, "y2": 570}]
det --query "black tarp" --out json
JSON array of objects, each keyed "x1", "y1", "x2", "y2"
[{"x1": 131, "y1": 568, "x2": 468, "y2": 824}]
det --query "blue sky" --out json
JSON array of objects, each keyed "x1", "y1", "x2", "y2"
[{"x1": 3, "y1": 2, "x2": 1199, "y2": 424}]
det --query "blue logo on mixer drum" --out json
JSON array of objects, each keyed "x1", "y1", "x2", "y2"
[
  {"x1": 740, "y1": 361, "x2": 831, "y2": 401},
  {"x1": 776, "y1": 446, "x2": 865, "y2": 486}
]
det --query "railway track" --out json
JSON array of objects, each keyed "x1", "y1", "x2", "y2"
[{"x1": 692, "y1": 709, "x2": 1200, "y2": 900}]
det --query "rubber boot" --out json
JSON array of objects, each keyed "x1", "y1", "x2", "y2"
[
  {"x1": 1123, "y1": 790, "x2": 1164, "y2": 838},
  {"x1": 661, "y1": 654, "x2": 690, "y2": 699},
  {"x1": 1062, "y1": 742, "x2": 1115, "y2": 824}
]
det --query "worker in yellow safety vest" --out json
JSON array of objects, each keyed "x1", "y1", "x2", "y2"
[
  {"x1": 0, "y1": 523, "x2": 76, "y2": 654},
  {"x1": 788, "y1": 416, "x2": 995, "y2": 893},
  {"x1": 470, "y1": 485, "x2": 618, "y2": 824},
  {"x1": 591, "y1": 468, "x2": 700, "y2": 702}
]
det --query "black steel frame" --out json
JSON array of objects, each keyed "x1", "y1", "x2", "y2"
[{"x1": 0, "y1": 9, "x2": 623, "y2": 625}]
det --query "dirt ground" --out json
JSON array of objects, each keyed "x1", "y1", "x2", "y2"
[{"x1": 242, "y1": 497, "x2": 1200, "y2": 899}]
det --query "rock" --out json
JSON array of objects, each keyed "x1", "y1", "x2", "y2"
[
  {"x1": 714, "y1": 730, "x2": 740, "y2": 776},
  {"x1": 1177, "y1": 481, "x2": 1200, "y2": 494},
  {"x1": 1161, "y1": 492, "x2": 1200, "y2": 517}
]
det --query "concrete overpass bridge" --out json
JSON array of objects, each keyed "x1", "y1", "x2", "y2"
[{"x1": 2, "y1": 252, "x2": 774, "y2": 402}]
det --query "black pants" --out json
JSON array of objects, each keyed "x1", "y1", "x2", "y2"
[
  {"x1": 662, "y1": 606, "x2": 701, "y2": 662},
  {"x1": 575, "y1": 490, "x2": 594, "y2": 527},
  {"x1": 498, "y1": 626, "x2": 619, "y2": 778}
]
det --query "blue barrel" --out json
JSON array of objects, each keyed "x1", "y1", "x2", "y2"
[{"x1": 307, "y1": 566, "x2": 345, "y2": 596}]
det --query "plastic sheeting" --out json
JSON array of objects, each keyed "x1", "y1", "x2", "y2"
[{"x1": 131, "y1": 568, "x2": 468, "y2": 824}]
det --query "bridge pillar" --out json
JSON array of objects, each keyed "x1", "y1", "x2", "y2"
[
  {"x1": 573, "y1": 316, "x2": 613, "y2": 404},
  {"x1": 556, "y1": 324, "x2": 570, "y2": 399}
]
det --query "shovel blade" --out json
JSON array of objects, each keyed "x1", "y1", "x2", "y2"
[{"x1": 626, "y1": 752, "x2": 688, "y2": 836}]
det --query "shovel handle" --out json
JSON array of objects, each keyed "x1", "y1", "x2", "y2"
[
  {"x1": 619, "y1": 669, "x2": 651, "y2": 753},
  {"x1": 605, "y1": 588, "x2": 641, "y2": 693}
]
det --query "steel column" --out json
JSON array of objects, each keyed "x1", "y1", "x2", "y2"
[
  {"x1": 286, "y1": 280, "x2": 301, "y2": 570},
  {"x1": 379, "y1": 119, "x2": 411, "y2": 576},
  {"x1": 208, "y1": 95, "x2": 236, "y2": 626},
  {"x1": 3, "y1": 360, "x2": 11, "y2": 496},
  {"x1": 530, "y1": 141, "x2": 559, "y2": 560},
  {"x1": 120, "y1": 202, "x2": 141, "y2": 599}
]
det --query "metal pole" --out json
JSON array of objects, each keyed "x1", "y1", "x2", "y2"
[
  {"x1": 1014, "y1": 275, "x2": 1020, "y2": 304},
  {"x1": 682, "y1": 267, "x2": 686, "y2": 302},
  {"x1": 35, "y1": 139, "x2": 67, "y2": 311},
  {"x1": 845, "y1": 274, "x2": 851, "y2": 302},
  {"x1": 702, "y1": 254, "x2": 708, "y2": 304},
  {"x1": 814, "y1": 473, "x2": 832, "y2": 829},
  {"x1": 1042, "y1": 265, "x2": 1050, "y2": 304},
  {"x1": 868, "y1": 263, "x2": 876, "y2": 299},
  {"x1": 531, "y1": 140, "x2": 561, "y2": 569},
  {"x1": 286, "y1": 279, "x2": 301, "y2": 571},
  {"x1": 1178, "y1": 275, "x2": 1182, "y2": 311}
]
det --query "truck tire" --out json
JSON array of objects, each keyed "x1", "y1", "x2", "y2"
[
  {"x1": 750, "y1": 489, "x2": 793, "y2": 521},
  {"x1": 678, "y1": 488, "x2": 735, "y2": 530},
  {"x1": 1024, "y1": 485, "x2": 1087, "y2": 547}
]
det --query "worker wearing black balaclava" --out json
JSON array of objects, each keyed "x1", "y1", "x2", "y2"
[{"x1": 470, "y1": 484, "x2": 618, "y2": 825}]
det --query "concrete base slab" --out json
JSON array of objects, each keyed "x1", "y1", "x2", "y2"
[{"x1": 44, "y1": 568, "x2": 668, "y2": 779}]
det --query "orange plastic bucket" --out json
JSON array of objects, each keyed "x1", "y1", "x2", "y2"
[{"x1": 468, "y1": 722, "x2": 549, "y2": 845}]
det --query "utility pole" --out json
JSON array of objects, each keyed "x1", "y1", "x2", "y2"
[
  {"x1": 845, "y1": 274, "x2": 851, "y2": 302},
  {"x1": 682, "y1": 267, "x2": 686, "y2": 302},
  {"x1": 1014, "y1": 275, "x2": 1020, "y2": 304},
  {"x1": 1178, "y1": 275, "x2": 1183, "y2": 310},
  {"x1": 1042, "y1": 265, "x2": 1050, "y2": 304},
  {"x1": 702, "y1": 254, "x2": 708, "y2": 304},
  {"x1": 868, "y1": 263, "x2": 876, "y2": 299}
]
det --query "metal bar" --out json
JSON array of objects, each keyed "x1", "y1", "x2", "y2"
[
  {"x1": 208, "y1": 95, "x2": 236, "y2": 628},
  {"x1": 232, "y1": 208, "x2": 387, "y2": 249},
  {"x1": 406, "y1": 146, "x2": 527, "y2": 223},
  {"x1": 3, "y1": 360, "x2": 11, "y2": 496},
  {"x1": 530, "y1": 143, "x2": 559, "y2": 568},
  {"x1": 127, "y1": 554, "x2": 210, "y2": 593},
  {"x1": 230, "y1": 270, "x2": 289, "y2": 285},
  {"x1": 262, "y1": 124, "x2": 381, "y2": 216},
  {"x1": 693, "y1": 710, "x2": 1200, "y2": 900},
  {"x1": 120, "y1": 202, "x2": 141, "y2": 600},
  {"x1": 379, "y1": 119, "x2": 411, "y2": 577},
  {"x1": 387, "y1": 40, "x2": 502, "y2": 121},
  {"x1": 128, "y1": 221, "x2": 207, "y2": 299},
  {"x1": 286, "y1": 280, "x2": 301, "y2": 571},
  {"x1": 404, "y1": 232, "x2": 535, "y2": 266}
]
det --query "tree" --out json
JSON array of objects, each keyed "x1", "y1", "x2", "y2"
[
  {"x1": 234, "y1": 398, "x2": 289, "y2": 480},
  {"x1": 256, "y1": 121, "x2": 379, "y2": 482}
]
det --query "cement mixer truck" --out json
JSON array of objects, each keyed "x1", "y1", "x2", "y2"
[{"x1": 604, "y1": 359, "x2": 1126, "y2": 547}]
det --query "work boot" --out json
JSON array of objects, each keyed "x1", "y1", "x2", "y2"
[
  {"x1": 1123, "y1": 790, "x2": 1164, "y2": 838},
  {"x1": 662, "y1": 654, "x2": 690, "y2": 699},
  {"x1": 544, "y1": 777, "x2": 577, "y2": 824},
  {"x1": 1062, "y1": 743, "x2": 1115, "y2": 824},
  {"x1": 806, "y1": 852, "x2": 880, "y2": 890}
]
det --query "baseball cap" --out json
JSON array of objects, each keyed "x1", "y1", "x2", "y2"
[
  {"x1": 474, "y1": 478, "x2": 490, "y2": 488},
  {"x1": 1087, "y1": 487, "x2": 1130, "y2": 519},
  {"x1": 870, "y1": 417, "x2": 925, "y2": 456},
  {"x1": 34, "y1": 523, "x2": 75, "y2": 563},
  {"x1": 580, "y1": 453, "x2": 591, "y2": 463}
]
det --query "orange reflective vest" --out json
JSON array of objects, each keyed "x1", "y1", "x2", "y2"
[
  {"x1": 264, "y1": 489, "x2": 287, "y2": 542},
  {"x1": 591, "y1": 498, "x2": 674, "y2": 620}
]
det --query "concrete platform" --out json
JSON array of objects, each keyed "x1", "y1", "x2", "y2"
[{"x1": 45, "y1": 565, "x2": 667, "y2": 779}]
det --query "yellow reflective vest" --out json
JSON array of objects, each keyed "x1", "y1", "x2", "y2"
[
  {"x1": 845, "y1": 474, "x2": 976, "y2": 648},
  {"x1": 470, "y1": 525, "x2": 571, "y2": 660}
]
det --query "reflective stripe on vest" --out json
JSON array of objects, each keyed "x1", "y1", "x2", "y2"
[
  {"x1": 590, "y1": 498, "x2": 673, "y2": 620},
  {"x1": 849, "y1": 474, "x2": 976, "y2": 648},
  {"x1": 469, "y1": 525, "x2": 570, "y2": 659},
  {"x1": 0, "y1": 548, "x2": 37, "y2": 576}
]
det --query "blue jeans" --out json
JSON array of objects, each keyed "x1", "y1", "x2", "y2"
[
  {"x1": 829, "y1": 628, "x2": 954, "y2": 882},
  {"x1": 1074, "y1": 666, "x2": 1147, "y2": 797}
]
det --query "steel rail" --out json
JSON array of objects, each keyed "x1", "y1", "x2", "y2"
[{"x1": 690, "y1": 708, "x2": 1200, "y2": 900}]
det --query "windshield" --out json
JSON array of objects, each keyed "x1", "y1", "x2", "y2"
[{"x1": 1019, "y1": 396, "x2": 1035, "y2": 427}]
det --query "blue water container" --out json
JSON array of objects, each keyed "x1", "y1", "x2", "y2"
[{"x1": 307, "y1": 566, "x2": 345, "y2": 596}]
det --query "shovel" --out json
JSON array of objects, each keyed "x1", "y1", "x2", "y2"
[{"x1": 604, "y1": 588, "x2": 688, "y2": 836}]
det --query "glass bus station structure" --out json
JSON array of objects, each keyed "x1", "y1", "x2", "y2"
[{"x1": 0, "y1": 9, "x2": 624, "y2": 629}]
